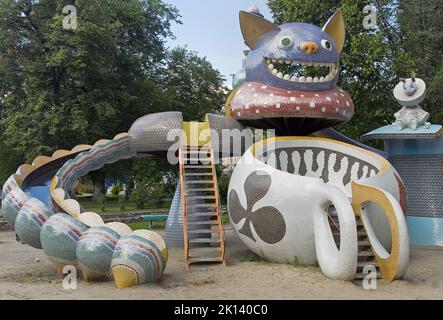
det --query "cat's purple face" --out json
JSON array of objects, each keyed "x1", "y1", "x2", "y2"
[
  {"x1": 240, "y1": 10, "x2": 345, "y2": 92},
  {"x1": 246, "y1": 22, "x2": 340, "y2": 92}
]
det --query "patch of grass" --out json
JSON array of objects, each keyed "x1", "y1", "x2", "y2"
[
  {"x1": 78, "y1": 197, "x2": 170, "y2": 214},
  {"x1": 222, "y1": 212, "x2": 230, "y2": 225},
  {"x1": 240, "y1": 253, "x2": 269, "y2": 264},
  {"x1": 128, "y1": 220, "x2": 166, "y2": 231}
]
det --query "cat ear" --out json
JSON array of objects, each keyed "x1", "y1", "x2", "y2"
[
  {"x1": 323, "y1": 9, "x2": 345, "y2": 54},
  {"x1": 240, "y1": 11, "x2": 280, "y2": 49}
]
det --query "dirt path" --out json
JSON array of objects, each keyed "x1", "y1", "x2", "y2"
[{"x1": 1, "y1": 228, "x2": 443, "y2": 300}]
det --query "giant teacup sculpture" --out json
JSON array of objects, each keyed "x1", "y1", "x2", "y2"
[
  {"x1": 228, "y1": 137, "x2": 409, "y2": 281},
  {"x1": 226, "y1": 8, "x2": 410, "y2": 281}
]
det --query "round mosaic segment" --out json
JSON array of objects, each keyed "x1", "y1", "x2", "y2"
[
  {"x1": 231, "y1": 82, "x2": 354, "y2": 121},
  {"x1": 40, "y1": 213, "x2": 87, "y2": 274},
  {"x1": 2, "y1": 183, "x2": 29, "y2": 230},
  {"x1": 76, "y1": 226, "x2": 121, "y2": 281},
  {"x1": 15, "y1": 198, "x2": 54, "y2": 249},
  {"x1": 111, "y1": 234, "x2": 165, "y2": 288}
]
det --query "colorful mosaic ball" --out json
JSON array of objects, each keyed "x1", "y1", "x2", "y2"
[
  {"x1": 40, "y1": 213, "x2": 87, "y2": 275},
  {"x1": 15, "y1": 198, "x2": 54, "y2": 249},
  {"x1": 133, "y1": 230, "x2": 168, "y2": 269},
  {"x1": 111, "y1": 231, "x2": 166, "y2": 289},
  {"x1": 2, "y1": 186, "x2": 28, "y2": 230},
  {"x1": 76, "y1": 225, "x2": 121, "y2": 281}
]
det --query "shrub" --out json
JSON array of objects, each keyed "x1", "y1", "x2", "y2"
[
  {"x1": 130, "y1": 187, "x2": 147, "y2": 209},
  {"x1": 96, "y1": 194, "x2": 107, "y2": 212},
  {"x1": 118, "y1": 196, "x2": 126, "y2": 211},
  {"x1": 76, "y1": 183, "x2": 94, "y2": 195},
  {"x1": 111, "y1": 183, "x2": 122, "y2": 196}
]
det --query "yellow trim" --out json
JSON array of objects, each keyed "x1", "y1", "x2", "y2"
[
  {"x1": 352, "y1": 182, "x2": 400, "y2": 283},
  {"x1": 182, "y1": 120, "x2": 211, "y2": 147},
  {"x1": 52, "y1": 150, "x2": 71, "y2": 159},
  {"x1": 225, "y1": 87, "x2": 240, "y2": 119},
  {"x1": 71, "y1": 144, "x2": 93, "y2": 153},
  {"x1": 112, "y1": 267, "x2": 138, "y2": 289},
  {"x1": 94, "y1": 139, "x2": 110, "y2": 146},
  {"x1": 250, "y1": 136, "x2": 389, "y2": 174},
  {"x1": 32, "y1": 156, "x2": 52, "y2": 167}
]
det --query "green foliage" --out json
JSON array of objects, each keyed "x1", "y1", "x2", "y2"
[
  {"x1": 130, "y1": 187, "x2": 148, "y2": 209},
  {"x1": 118, "y1": 196, "x2": 126, "y2": 211},
  {"x1": 397, "y1": 0, "x2": 443, "y2": 124},
  {"x1": 216, "y1": 165, "x2": 231, "y2": 205},
  {"x1": 157, "y1": 47, "x2": 228, "y2": 121},
  {"x1": 111, "y1": 183, "x2": 123, "y2": 196},
  {"x1": 96, "y1": 194, "x2": 107, "y2": 212},
  {"x1": 267, "y1": 0, "x2": 441, "y2": 141},
  {"x1": 0, "y1": 0, "x2": 226, "y2": 183},
  {"x1": 76, "y1": 183, "x2": 94, "y2": 195}
]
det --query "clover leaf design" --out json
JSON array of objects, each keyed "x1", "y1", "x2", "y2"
[{"x1": 228, "y1": 170, "x2": 286, "y2": 244}]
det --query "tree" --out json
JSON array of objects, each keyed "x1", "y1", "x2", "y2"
[
  {"x1": 267, "y1": 0, "x2": 420, "y2": 141},
  {"x1": 157, "y1": 47, "x2": 228, "y2": 121},
  {"x1": 0, "y1": 0, "x2": 180, "y2": 180},
  {"x1": 397, "y1": 0, "x2": 443, "y2": 124}
]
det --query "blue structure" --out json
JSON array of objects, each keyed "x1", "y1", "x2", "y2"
[{"x1": 363, "y1": 119, "x2": 443, "y2": 246}]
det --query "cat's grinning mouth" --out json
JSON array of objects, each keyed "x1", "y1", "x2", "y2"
[{"x1": 265, "y1": 58, "x2": 339, "y2": 83}]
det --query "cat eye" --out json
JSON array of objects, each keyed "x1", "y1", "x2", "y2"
[
  {"x1": 321, "y1": 39, "x2": 333, "y2": 51},
  {"x1": 279, "y1": 36, "x2": 294, "y2": 49}
]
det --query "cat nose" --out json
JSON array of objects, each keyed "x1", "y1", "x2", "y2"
[{"x1": 300, "y1": 42, "x2": 318, "y2": 54}]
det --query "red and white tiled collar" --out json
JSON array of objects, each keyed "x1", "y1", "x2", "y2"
[{"x1": 230, "y1": 82, "x2": 354, "y2": 122}]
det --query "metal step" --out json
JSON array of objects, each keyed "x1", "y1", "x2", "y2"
[
  {"x1": 358, "y1": 241, "x2": 371, "y2": 247},
  {"x1": 184, "y1": 180, "x2": 214, "y2": 184},
  {"x1": 186, "y1": 188, "x2": 215, "y2": 193},
  {"x1": 184, "y1": 165, "x2": 213, "y2": 169},
  {"x1": 189, "y1": 246, "x2": 223, "y2": 253},
  {"x1": 184, "y1": 173, "x2": 214, "y2": 177},
  {"x1": 186, "y1": 203, "x2": 217, "y2": 208},
  {"x1": 189, "y1": 257, "x2": 223, "y2": 264},
  {"x1": 358, "y1": 251, "x2": 374, "y2": 257},
  {"x1": 186, "y1": 212, "x2": 218, "y2": 218},
  {"x1": 188, "y1": 228, "x2": 217, "y2": 234},
  {"x1": 187, "y1": 220, "x2": 219, "y2": 226},
  {"x1": 184, "y1": 158, "x2": 211, "y2": 162},
  {"x1": 186, "y1": 195, "x2": 217, "y2": 200},
  {"x1": 189, "y1": 238, "x2": 222, "y2": 244}
]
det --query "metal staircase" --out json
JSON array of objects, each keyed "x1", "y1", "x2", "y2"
[
  {"x1": 179, "y1": 145, "x2": 226, "y2": 271},
  {"x1": 328, "y1": 209, "x2": 381, "y2": 281}
]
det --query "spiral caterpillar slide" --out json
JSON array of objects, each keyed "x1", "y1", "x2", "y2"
[
  {"x1": 2, "y1": 127, "x2": 169, "y2": 288},
  {"x1": 1, "y1": 111, "x2": 247, "y2": 287}
]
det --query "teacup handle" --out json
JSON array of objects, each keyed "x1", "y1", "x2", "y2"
[
  {"x1": 351, "y1": 182, "x2": 409, "y2": 282},
  {"x1": 313, "y1": 184, "x2": 358, "y2": 280}
]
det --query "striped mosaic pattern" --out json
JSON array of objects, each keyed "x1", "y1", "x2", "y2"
[
  {"x1": 54, "y1": 134, "x2": 134, "y2": 194},
  {"x1": 260, "y1": 146, "x2": 379, "y2": 188},
  {"x1": 111, "y1": 235, "x2": 166, "y2": 288},
  {"x1": 40, "y1": 213, "x2": 88, "y2": 266},
  {"x1": 15, "y1": 198, "x2": 54, "y2": 249},
  {"x1": 76, "y1": 226, "x2": 121, "y2": 279},
  {"x1": 1, "y1": 179, "x2": 28, "y2": 230}
]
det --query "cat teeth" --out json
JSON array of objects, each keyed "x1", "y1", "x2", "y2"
[{"x1": 265, "y1": 58, "x2": 339, "y2": 83}]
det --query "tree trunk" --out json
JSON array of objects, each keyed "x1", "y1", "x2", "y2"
[{"x1": 90, "y1": 171, "x2": 105, "y2": 201}]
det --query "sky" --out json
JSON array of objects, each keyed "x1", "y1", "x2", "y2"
[{"x1": 164, "y1": 0, "x2": 273, "y2": 88}]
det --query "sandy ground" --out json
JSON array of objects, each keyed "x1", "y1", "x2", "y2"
[{"x1": 1, "y1": 227, "x2": 443, "y2": 300}]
